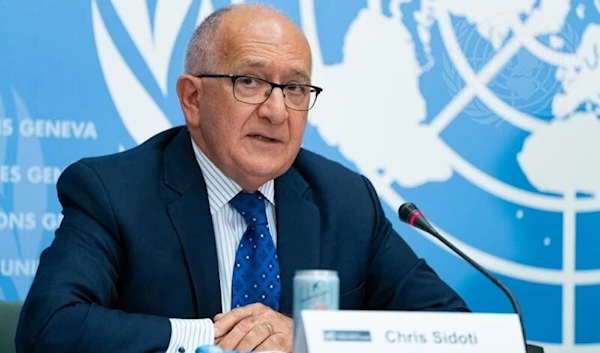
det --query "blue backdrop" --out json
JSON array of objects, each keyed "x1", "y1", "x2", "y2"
[{"x1": 1, "y1": 1, "x2": 599, "y2": 352}]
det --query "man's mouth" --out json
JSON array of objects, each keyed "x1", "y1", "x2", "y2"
[{"x1": 250, "y1": 134, "x2": 279, "y2": 143}]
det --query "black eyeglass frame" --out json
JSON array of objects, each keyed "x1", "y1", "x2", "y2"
[{"x1": 195, "y1": 73, "x2": 323, "y2": 111}]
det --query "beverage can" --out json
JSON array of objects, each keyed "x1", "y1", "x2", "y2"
[{"x1": 293, "y1": 270, "x2": 339, "y2": 334}]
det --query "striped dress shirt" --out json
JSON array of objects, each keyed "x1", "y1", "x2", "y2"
[{"x1": 166, "y1": 139, "x2": 278, "y2": 353}]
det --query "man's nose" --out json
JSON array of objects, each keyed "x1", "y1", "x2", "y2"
[{"x1": 258, "y1": 88, "x2": 289, "y2": 123}]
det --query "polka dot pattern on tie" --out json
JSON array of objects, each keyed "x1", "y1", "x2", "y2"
[{"x1": 229, "y1": 191, "x2": 281, "y2": 311}]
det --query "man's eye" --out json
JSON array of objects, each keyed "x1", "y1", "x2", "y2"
[
  {"x1": 286, "y1": 85, "x2": 307, "y2": 94},
  {"x1": 239, "y1": 77, "x2": 259, "y2": 86}
]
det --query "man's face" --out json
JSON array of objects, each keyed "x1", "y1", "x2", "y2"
[{"x1": 189, "y1": 10, "x2": 312, "y2": 190}]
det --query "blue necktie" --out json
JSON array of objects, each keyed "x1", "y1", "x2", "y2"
[{"x1": 229, "y1": 191, "x2": 280, "y2": 311}]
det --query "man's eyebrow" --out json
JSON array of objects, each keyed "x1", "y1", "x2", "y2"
[
  {"x1": 238, "y1": 60, "x2": 310, "y2": 83},
  {"x1": 292, "y1": 69, "x2": 311, "y2": 83}
]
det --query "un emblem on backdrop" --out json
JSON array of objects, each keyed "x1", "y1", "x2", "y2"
[{"x1": 93, "y1": 1, "x2": 600, "y2": 351}]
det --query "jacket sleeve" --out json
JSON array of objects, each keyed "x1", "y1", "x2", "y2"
[
  {"x1": 361, "y1": 175, "x2": 470, "y2": 312},
  {"x1": 15, "y1": 161, "x2": 171, "y2": 353}
]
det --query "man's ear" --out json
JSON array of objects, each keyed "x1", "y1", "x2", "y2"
[{"x1": 176, "y1": 74, "x2": 201, "y2": 127}]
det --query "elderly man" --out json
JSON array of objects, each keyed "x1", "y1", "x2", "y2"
[{"x1": 16, "y1": 4, "x2": 468, "y2": 353}]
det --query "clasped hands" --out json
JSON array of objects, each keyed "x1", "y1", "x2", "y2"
[{"x1": 214, "y1": 303, "x2": 293, "y2": 352}]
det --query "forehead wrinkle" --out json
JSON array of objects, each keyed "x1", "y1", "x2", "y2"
[{"x1": 218, "y1": 11, "x2": 313, "y2": 82}]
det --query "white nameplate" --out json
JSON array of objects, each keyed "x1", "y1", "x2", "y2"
[{"x1": 293, "y1": 310, "x2": 526, "y2": 353}]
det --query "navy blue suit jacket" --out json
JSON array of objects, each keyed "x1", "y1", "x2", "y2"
[{"x1": 16, "y1": 126, "x2": 468, "y2": 352}]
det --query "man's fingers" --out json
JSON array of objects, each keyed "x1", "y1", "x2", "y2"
[
  {"x1": 234, "y1": 322, "x2": 273, "y2": 352},
  {"x1": 216, "y1": 315, "x2": 258, "y2": 350},
  {"x1": 214, "y1": 303, "x2": 270, "y2": 337},
  {"x1": 215, "y1": 305, "x2": 292, "y2": 352},
  {"x1": 213, "y1": 306, "x2": 254, "y2": 338}
]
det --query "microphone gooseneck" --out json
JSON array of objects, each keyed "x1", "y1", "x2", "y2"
[{"x1": 398, "y1": 202, "x2": 527, "y2": 349}]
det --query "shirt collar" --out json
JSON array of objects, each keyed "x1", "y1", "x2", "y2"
[{"x1": 191, "y1": 138, "x2": 275, "y2": 215}]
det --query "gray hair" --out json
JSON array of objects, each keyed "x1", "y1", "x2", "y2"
[
  {"x1": 183, "y1": 6, "x2": 232, "y2": 75},
  {"x1": 183, "y1": 4, "x2": 294, "y2": 75}
]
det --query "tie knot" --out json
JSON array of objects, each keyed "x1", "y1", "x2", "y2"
[{"x1": 230, "y1": 191, "x2": 268, "y2": 226}]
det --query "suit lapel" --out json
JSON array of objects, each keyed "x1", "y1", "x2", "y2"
[
  {"x1": 162, "y1": 129, "x2": 320, "y2": 317},
  {"x1": 275, "y1": 167, "x2": 321, "y2": 315},
  {"x1": 164, "y1": 128, "x2": 222, "y2": 319}
]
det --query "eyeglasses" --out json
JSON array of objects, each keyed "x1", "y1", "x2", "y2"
[{"x1": 195, "y1": 74, "x2": 323, "y2": 111}]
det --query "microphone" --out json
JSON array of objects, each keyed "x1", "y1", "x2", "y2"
[{"x1": 398, "y1": 202, "x2": 534, "y2": 351}]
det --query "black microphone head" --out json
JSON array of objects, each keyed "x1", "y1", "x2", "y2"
[
  {"x1": 398, "y1": 202, "x2": 418, "y2": 223},
  {"x1": 398, "y1": 202, "x2": 434, "y2": 233}
]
